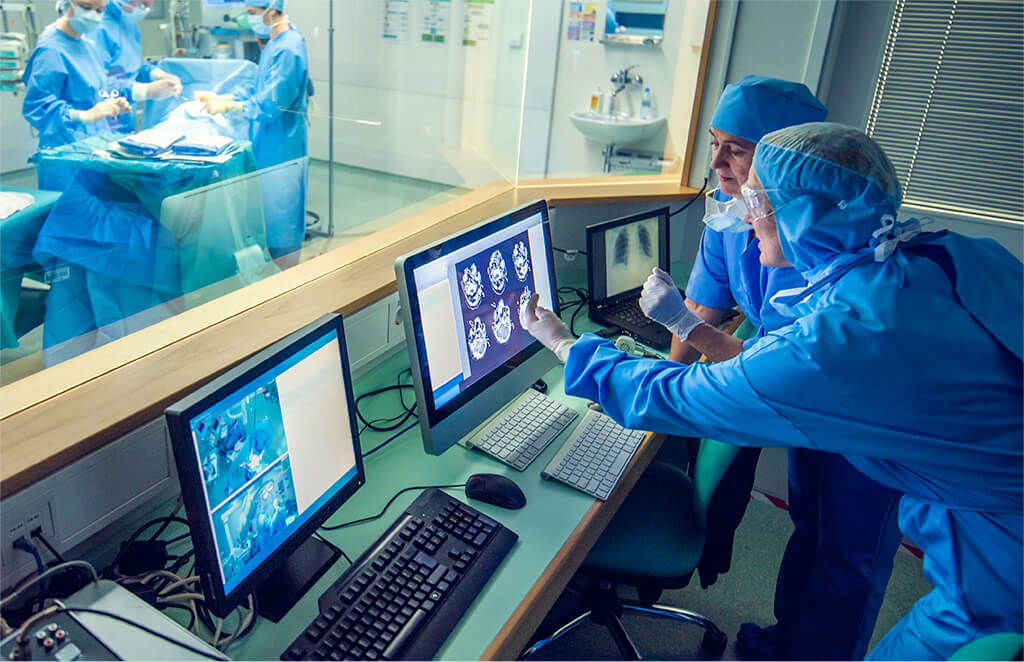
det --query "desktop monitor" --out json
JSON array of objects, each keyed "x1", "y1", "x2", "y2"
[
  {"x1": 165, "y1": 314, "x2": 364, "y2": 622},
  {"x1": 396, "y1": 199, "x2": 560, "y2": 455}
]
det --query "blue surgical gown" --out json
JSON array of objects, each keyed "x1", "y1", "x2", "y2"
[
  {"x1": 89, "y1": 2, "x2": 154, "y2": 81},
  {"x1": 689, "y1": 190, "x2": 903, "y2": 660},
  {"x1": 564, "y1": 240, "x2": 1023, "y2": 659},
  {"x1": 243, "y1": 28, "x2": 311, "y2": 251},
  {"x1": 22, "y1": 25, "x2": 132, "y2": 191}
]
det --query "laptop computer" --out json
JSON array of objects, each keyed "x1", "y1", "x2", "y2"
[{"x1": 586, "y1": 207, "x2": 675, "y2": 350}]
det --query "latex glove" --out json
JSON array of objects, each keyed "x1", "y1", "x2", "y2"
[
  {"x1": 133, "y1": 77, "x2": 183, "y2": 101},
  {"x1": 202, "y1": 98, "x2": 243, "y2": 115},
  {"x1": 72, "y1": 98, "x2": 131, "y2": 123},
  {"x1": 522, "y1": 293, "x2": 575, "y2": 363},
  {"x1": 193, "y1": 90, "x2": 235, "y2": 103},
  {"x1": 639, "y1": 267, "x2": 704, "y2": 341}
]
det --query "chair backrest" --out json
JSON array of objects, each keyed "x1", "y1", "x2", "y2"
[
  {"x1": 692, "y1": 438, "x2": 741, "y2": 529},
  {"x1": 948, "y1": 633, "x2": 1023, "y2": 661}
]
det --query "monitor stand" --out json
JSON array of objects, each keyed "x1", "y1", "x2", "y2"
[{"x1": 255, "y1": 535, "x2": 341, "y2": 622}]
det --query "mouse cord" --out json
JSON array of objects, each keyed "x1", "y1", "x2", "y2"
[{"x1": 319, "y1": 483, "x2": 467, "y2": 531}]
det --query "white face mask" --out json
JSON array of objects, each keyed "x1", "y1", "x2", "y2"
[
  {"x1": 702, "y1": 189, "x2": 749, "y2": 233},
  {"x1": 68, "y1": 6, "x2": 104, "y2": 33},
  {"x1": 122, "y1": 3, "x2": 150, "y2": 22},
  {"x1": 249, "y1": 10, "x2": 271, "y2": 37}
]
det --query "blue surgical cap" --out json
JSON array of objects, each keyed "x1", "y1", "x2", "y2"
[
  {"x1": 247, "y1": 0, "x2": 283, "y2": 10},
  {"x1": 710, "y1": 75, "x2": 827, "y2": 143}
]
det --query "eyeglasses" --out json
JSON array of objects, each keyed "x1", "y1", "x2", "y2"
[{"x1": 740, "y1": 183, "x2": 779, "y2": 220}]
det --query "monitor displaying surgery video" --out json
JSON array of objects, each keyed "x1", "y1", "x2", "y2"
[
  {"x1": 401, "y1": 201, "x2": 557, "y2": 416},
  {"x1": 178, "y1": 325, "x2": 359, "y2": 595}
]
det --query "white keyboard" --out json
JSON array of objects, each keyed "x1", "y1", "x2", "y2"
[
  {"x1": 466, "y1": 389, "x2": 578, "y2": 471},
  {"x1": 541, "y1": 409, "x2": 646, "y2": 499}
]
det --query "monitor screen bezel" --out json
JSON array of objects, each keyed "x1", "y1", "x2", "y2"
[
  {"x1": 585, "y1": 206, "x2": 671, "y2": 305},
  {"x1": 165, "y1": 314, "x2": 364, "y2": 617},
  {"x1": 397, "y1": 199, "x2": 559, "y2": 430}
]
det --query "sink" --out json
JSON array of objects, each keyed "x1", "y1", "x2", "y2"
[{"x1": 569, "y1": 110, "x2": 666, "y2": 144}]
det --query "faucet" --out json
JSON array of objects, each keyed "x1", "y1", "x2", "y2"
[{"x1": 608, "y1": 65, "x2": 643, "y2": 116}]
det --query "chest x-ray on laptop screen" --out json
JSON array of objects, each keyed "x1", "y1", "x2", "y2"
[{"x1": 396, "y1": 200, "x2": 560, "y2": 455}]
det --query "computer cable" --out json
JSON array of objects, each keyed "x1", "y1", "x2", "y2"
[
  {"x1": 557, "y1": 286, "x2": 590, "y2": 338},
  {"x1": 319, "y1": 482, "x2": 467, "y2": 531},
  {"x1": 103, "y1": 515, "x2": 191, "y2": 579},
  {"x1": 0, "y1": 561, "x2": 100, "y2": 610},
  {"x1": 29, "y1": 529, "x2": 65, "y2": 563},
  {"x1": 667, "y1": 176, "x2": 708, "y2": 218},
  {"x1": 11, "y1": 538, "x2": 46, "y2": 613},
  {"x1": 551, "y1": 246, "x2": 587, "y2": 262},
  {"x1": 313, "y1": 532, "x2": 352, "y2": 566},
  {"x1": 361, "y1": 419, "x2": 419, "y2": 459},
  {"x1": 355, "y1": 367, "x2": 418, "y2": 433},
  {"x1": 147, "y1": 498, "x2": 185, "y2": 542},
  {"x1": 10, "y1": 604, "x2": 230, "y2": 661}
]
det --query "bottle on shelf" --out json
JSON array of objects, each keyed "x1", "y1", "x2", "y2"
[
  {"x1": 590, "y1": 87, "x2": 601, "y2": 113},
  {"x1": 641, "y1": 87, "x2": 652, "y2": 120}
]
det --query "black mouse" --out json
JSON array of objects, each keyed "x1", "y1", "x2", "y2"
[{"x1": 465, "y1": 473, "x2": 526, "y2": 510}]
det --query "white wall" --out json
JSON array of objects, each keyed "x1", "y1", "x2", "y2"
[
  {"x1": 288, "y1": 0, "x2": 560, "y2": 189},
  {"x1": 544, "y1": 0, "x2": 710, "y2": 178}
]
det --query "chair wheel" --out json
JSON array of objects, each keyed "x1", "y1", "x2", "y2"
[{"x1": 700, "y1": 629, "x2": 727, "y2": 659}]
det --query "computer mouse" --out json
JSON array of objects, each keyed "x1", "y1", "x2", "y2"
[{"x1": 465, "y1": 473, "x2": 526, "y2": 510}]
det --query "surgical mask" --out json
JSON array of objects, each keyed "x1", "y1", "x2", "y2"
[
  {"x1": 249, "y1": 10, "x2": 271, "y2": 37},
  {"x1": 68, "y1": 6, "x2": 103, "y2": 33},
  {"x1": 122, "y1": 3, "x2": 151, "y2": 22},
  {"x1": 702, "y1": 189, "x2": 749, "y2": 233}
]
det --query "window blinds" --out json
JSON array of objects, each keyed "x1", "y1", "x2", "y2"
[{"x1": 866, "y1": 0, "x2": 1023, "y2": 223}]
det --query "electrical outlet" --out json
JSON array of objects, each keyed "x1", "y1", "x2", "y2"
[{"x1": 2, "y1": 495, "x2": 57, "y2": 576}]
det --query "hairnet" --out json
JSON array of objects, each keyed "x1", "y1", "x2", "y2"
[
  {"x1": 55, "y1": 0, "x2": 70, "y2": 13},
  {"x1": 752, "y1": 122, "x2": 902, "y2": 277},
  {"x1": 247, "y1": 0, "x2": 284, "y2": 10},
  {"x1": 760, "y1": 122, "x2": 901, "y2": 199},
  {"x1": 710, "y1": 75, "x2": 827, "y2": 143}
]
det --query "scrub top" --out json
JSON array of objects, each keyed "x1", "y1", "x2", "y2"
[
  {"x1": 686, "y1": 190, "x2": 805, "y2": 335},
  {"x1": 22, "y1": 25, "x2": 132, "y2": 190},
  {"x1": 90, "y1": 1, "x2": 154, "y2": 81}
]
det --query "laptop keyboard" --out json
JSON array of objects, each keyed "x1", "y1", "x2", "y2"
[{"x1": 599, "y1": 299, "x2": 671, "y2": 350}]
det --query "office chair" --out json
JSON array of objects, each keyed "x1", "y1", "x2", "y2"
[
  {"x1": 523, "y1": 438, "x2": 740, "y2": 660},
  {"x1": 948, "y1": 633, "x2": 1024, "y2": 661}
]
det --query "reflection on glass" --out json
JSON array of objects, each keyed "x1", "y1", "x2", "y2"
[
  {"x1": 604, "y1": 0, "x2": 667, "y2": 45},
  {"x1": 2, "y1": 1, "x2": 510, "y2": 384},
  {"x1": 0, "y1": 0, "x2": 708, "y2": 389}
]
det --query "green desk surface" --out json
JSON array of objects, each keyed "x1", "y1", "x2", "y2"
[{"x1": 230, "y1": 343, "x2": 664, "y2": 661}]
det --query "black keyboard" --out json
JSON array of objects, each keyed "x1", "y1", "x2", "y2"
[
  {"x1": 281, "y1": 489, "x2": 518, "y2": 661},
  {"x1": 599, "y1": 299, "x2": 671, "y2": 350}
]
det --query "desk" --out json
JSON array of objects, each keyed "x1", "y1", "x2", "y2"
[{"x1": 229, "y1": 347, "x2": 665, "y2": 661}]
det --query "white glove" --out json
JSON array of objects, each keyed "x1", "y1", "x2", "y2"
[
  {"x1": 522, "y1": 293, "x2": 575, "y2": 363},
  {"x1": 133, "y1": 77, "x2": 183, "y2": 101},
  {"x1": 193, "y1": 90, "x2": 235, "y2": 101},
  {"x1": 639, "y1": 267, "x2": 704, "y2": 341},
  {"x1": 71, "y1": 98, "x2": 131, "y2": 123},
  {"x1": 202, "y1": 98, "x2": 243, "y2": 114}
]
